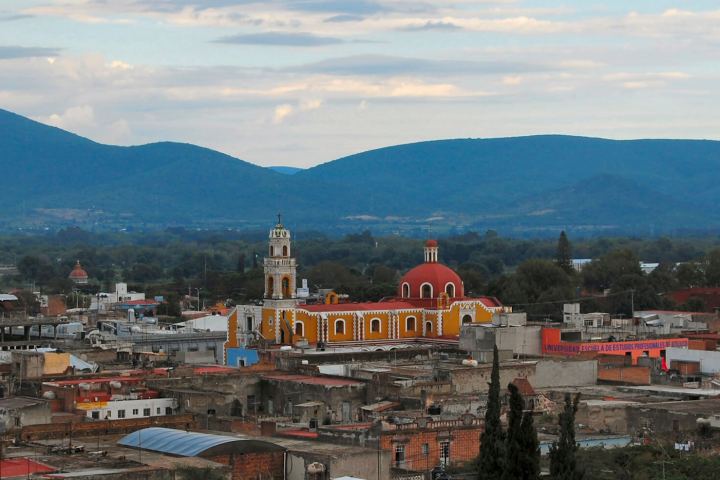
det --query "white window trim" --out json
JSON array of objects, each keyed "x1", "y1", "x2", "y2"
[
  {"x1": 401, "y1": 282, "x2": 411, "y2": 298},
  {"x1": 334, "y1": 318, "x2": 346, "y2": 335},
  {"x1": 420, "y1": 282, "x2": 433, "y2": 299},
  {"x1": 444, "y1": 282, "x2": 456, "y2": 298},
  {"x1": 370, "y1": 317, "x2": 382, "y2": 333}
]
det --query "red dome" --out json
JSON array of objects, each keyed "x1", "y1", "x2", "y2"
[
  {"x1": 68, "y1": 261, "x2": 88, "y2": 279},
  {"x1": 398, "y1": 262, "x2": 464, "y2": 299},
  {"x1": 425, "y1": 239, "x2": 438, "y2": 247}
]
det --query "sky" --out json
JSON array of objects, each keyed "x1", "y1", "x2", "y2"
[{"x1": 1, "y1": 1, "x2": 719, "y2": 167}]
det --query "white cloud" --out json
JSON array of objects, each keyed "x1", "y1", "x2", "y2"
[
  {"x1": 46, "y1": 104, "x2": 96, "y2": 130},
  {"x1": 273, "y1": 103, "x2": 294, "y2": 124}
]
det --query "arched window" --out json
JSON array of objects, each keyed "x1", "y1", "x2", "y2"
[
  {"x1": 294, "y1": 321, "x2": 304, "y2": 337},
  {"x1": 282, "y1": 277, "x2": 291, "y2": 298},
  {"x1": 425, "y1": 321, "x2": 433, "y2": 333},
  {"x1": 267, "y1": 277, "x2": 274, "y2": 297},
  {"x1": 269, "y1": 246, "x2": 274, "y2": 257},
  {"x1": 445, "y1": 283, "x2": 455, "y2": 298},
  {"x1": 462, "y1": 314, "x2": 473, "y2": 324},
  {"x1": 420, "y1": 283, "x2": 433, "y2": 299},
  {"x1": 406, "y1": 316, "x2": 416, "y2": 332},
  {"x1": 401, "y1": 283, "x2": 410, "y2": 298},
  {"x1": 370, "y1": 318, "x2": 381, "y2": 333},
  {"x1": 335, "y1": 319, "x2": 345, "y2": 335},
  {"x1": 282, "y1": 245, "x2": 288, "y2": 257}
]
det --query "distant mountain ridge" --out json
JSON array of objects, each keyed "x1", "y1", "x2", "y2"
[
  {"x1": 268, "y1": 166, "x2": 303, "y2": 175},
  {"x1": 1, "y1": 107, "x2": 719, "y2": 234}
]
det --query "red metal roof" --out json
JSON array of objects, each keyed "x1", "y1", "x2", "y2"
[
  {"x1": 193, "y1": 366, "x2": 236, "y2": 375},
  {"x1": 262, "y1": 374, "x2": 363, "y2": 387},
  {"x1": 0, "y1": 458, "x2": 54, "y2": 478},
  {"x1": 43, "y1": 376, "x2": 144, "y2": 386},
  {"x1": 300, "y1": 301, "x2": 417, "y2": 313},
  {"x1": 280, "y1": 429, "x2": 319, "y2": 439}
]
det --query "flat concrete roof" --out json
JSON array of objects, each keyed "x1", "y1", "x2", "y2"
[
  {"x1": 621, "y1": 386, "x2": 720, "y2": 397},
  {"x1": 627, "y1": 398, "x2": 720, "y2": 414}
]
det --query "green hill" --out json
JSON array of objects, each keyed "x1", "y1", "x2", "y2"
[{"x1": 2, "y1": 108, "x2": 719, "y2": 234}]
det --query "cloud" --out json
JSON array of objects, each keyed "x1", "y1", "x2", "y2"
[
  {"x1": 0, "y1": 46, "x2": 61, "y2": 59},
  {"x1": 214, "y1": 31, "x2": 345, "y2": 46},
  {"x1": 324, "y1": 14, "x2": 364, "y2": 23},
  {"x1": 0, "y1": 13, "x2": 33, "y2": 21},
  {"x1": 273, "y1": 98, "x2": 322, "y2": 123},
  {"x1": 602, "y1": 71, "x2": 690, "y2": 90},
  {"x1": 400, "y1": 20, "x2": 462, "y2": 31},
  {"x1": 285, "y1": 0, "x2": 388, "y2": 15},
  {"x1": 289, "y1": 54, "x2": 549, "y2": 76},
  {"x1": 46, "y1": 105, "x2": 96, "y2": 131}
]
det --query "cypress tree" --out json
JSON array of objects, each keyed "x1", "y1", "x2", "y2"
[
  {"x1": 556, "y1": 231, "x2": 573, "y2": 274},
  {"x1": 478, "y1": 344, "x2": 504, "y2": 479},
  {"x1": 519, "y1": 411, "x2": 540, "y2": 480},
  {"x1": 501, "y1": 383, "x2": 524, "y2": 480},
  {"x1": 549, "y1": 393, "x2": 583, "y2": 480}
]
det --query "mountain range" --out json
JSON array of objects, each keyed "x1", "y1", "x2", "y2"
[{"x1": 2, "y1": 107, "x2": 720, "y2": 236}]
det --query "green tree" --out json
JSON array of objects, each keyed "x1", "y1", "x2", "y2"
[
  {"x1": 478, "y1": 344, "x2": 505, "y2": 479},
  {"x1": 519, "y1": 412, "x2": 540, "y2": 480},
  {"x1": 549, "y1": 393, "x2": 583, "y2": 480},
  {"x1": 705, "y1": 248, "x2": 720, "y2": 286},
  {"x1": 556, "y1": 231, "x2": 572, "y2": 273},
  {"x1": 501, "y1": 383, "x2": 524, "y2": 480}
]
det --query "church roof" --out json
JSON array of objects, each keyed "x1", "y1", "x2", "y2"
[
  {"x1": 68, "y1": 260, "x2": 88, "y2": 279},
  {"x1": 299, "y1": 301, "x2": 418, "y2": 313}
]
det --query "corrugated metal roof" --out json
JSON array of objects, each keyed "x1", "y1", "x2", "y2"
[
  {"x1": 117, "y1": 427, "x2": 284, "y2": 457},
  {"x1": 0, "y1": 294, "x2": 18, "y2": 301}
]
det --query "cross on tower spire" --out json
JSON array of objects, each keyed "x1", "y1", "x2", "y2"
[{"x1": 277, "y1": 213, "x2": 282, "y2": 226}]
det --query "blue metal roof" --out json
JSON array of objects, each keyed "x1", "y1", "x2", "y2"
[{"x1": 117, "y1": 427, "x2": 250, "y2": 457}]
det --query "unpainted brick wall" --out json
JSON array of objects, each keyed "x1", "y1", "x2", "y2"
[
  {"x1": 380, "y1": 426, "x2": 481, "y2": 471},
  {"x1": 208, "y1": 451, "x2": 284, "y2": 480},
  {"x1": 597, "y1": 366, "x2": 650, "y2": 385}
]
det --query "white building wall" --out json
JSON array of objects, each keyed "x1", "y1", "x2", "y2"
[
  {"x1": 82, "y1": 397, "x2": 177, "y2": 420},
  {"x1": 666, "y1": 347, "x2": 720, "y2": 374}
]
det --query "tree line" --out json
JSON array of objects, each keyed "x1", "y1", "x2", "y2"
[{"x1": 3, "y1": 227, "x2": 720, "y2": 318}]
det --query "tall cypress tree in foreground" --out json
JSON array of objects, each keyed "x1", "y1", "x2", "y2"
[
  {"x1": 501, "y1": 383, "x2": 524, "y2": 480},
  {"x1": 519, "y1": 411, "x2": 540, "y2": 480},
  {"x1": 549, "y1": 393, "x2": 583, "y2": 480},
  {"x1": 478, "y1": 344, "x2": 505, "y2": 479},
  {"x1": 556, "y1": 231, "x2": 573, "y2": 274}
]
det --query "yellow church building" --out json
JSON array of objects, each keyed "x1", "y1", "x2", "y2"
[{"x1": 225, "y1": 219, "x2": 505, "y2": 358}]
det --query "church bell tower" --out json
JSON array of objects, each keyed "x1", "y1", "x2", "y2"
[{"x1": 264, "y1": 215, "x2": 297, "y2": 305}]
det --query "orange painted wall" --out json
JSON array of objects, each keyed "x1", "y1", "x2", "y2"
[{"x1": 364, "y1": 313, "x2": 391, "y2": 340}]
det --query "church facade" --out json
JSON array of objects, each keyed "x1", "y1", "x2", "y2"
[{"x1": 224, "y1": 220, "x2": 505, "y2": 360}]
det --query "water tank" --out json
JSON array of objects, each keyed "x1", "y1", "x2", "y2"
[
  {"x1": 462, "y1": 359, "x2": 478, "y2": 367},
  {"x1": 279, "y1": 345, "x2": 292, "y2": 351},
  {"x1": 109, "y1": 381, "x2": 122, "y2": 389},
  {"x1": 42, "y1": 391, "x2": 56, "y2": 400}
]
